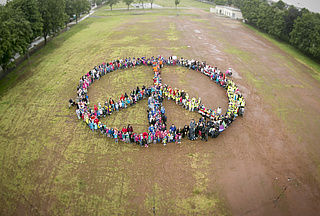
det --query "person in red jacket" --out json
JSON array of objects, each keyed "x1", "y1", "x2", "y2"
[
  {"x1": 122, "y1": 126, "x2": 127, "y2": 134},
  {"x1": 94, "y1": 117, "x2": 99, "y2": 125},
  {"x1": 143, "y1": 131, "x2": 148, "y2": 139},
  {"x1": 127, "y1": 124, "x2": 134, "y2": 143}
]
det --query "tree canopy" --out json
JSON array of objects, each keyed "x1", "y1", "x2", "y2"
[
  {"x1": 149, "y1": 0, "x2": 155, "y2": 9},
  {"x1": 38, "y1": 0, "x2": 67, "y2": 45},
  {"x1": 7, "y1": 0, "x2": 43, "y2": 41},
  {"x1": 290, "y1": 13, "x2": 320, "y2": 59},
  {"x1": 92, "y1": 0, "x2": 104, "y2": 5},
  {"x1": 0, "y1": 5, "x2": 32, "y2": 72},
  {"x1": 175, "y1": 0, "x2": 180, "y2": 9},
  {"x1": 241, "y1": 0, "x2": 320, "y2": 60},
  {"x1": 105, "y1": 0, "x2": 120, "y2": 11},
  {"x1": 73, "y1": 0, "x2": 91, "y2": 23},
  {"x1": 122, "y1": 0, "x2": 134, "y2": 10}
]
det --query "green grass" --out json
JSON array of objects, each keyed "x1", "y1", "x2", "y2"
[
  {"x1": 98, "y1": 0, "x2": 214, "y2": 12},
  {"x1": 179, "y1": 0, "x2": 214, "y2": 10},
  {"x1": 147, "y1": 0, "x2": 214, "y2": 9},
  {"x1": 0, "y1": 5, "x2": 227, "y2": 215},
  {"x1": 3, "y1": 2, "x2": 318, "y2": 214}
]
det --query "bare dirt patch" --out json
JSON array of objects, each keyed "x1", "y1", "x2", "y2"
[{"x1": 170, "y1": 9, "x2": 320, "y2": 216}]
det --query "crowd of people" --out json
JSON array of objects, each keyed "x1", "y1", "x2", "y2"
[{"x1": 69, "y1": 55, "x2": 245, "y2": 147}]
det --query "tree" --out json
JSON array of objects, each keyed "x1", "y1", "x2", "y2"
[
  {"x1": 74, "y1": 0, "x2": 91, "y2": 23},
  {"x1": 234, "y1": 0, "x2": 243, "y2": 8},
  {"x1": 0, "y1": 5, "x2": 32, "y2": 73},
  {"x1": 105, "y1": 0, "x2": 120, "y2": 11},
  {"x1": 214, "y1": 0, "x2": 227, "y2": 5},
  {"x1": 256, "y1": 1, "x2": 269, "y2": 31},
  {"x1": 138, "y1": 0, "x2": 145, "y2": 9},
  {"x1": 149, "y1": 0, "x2": 155, "y2": 9},
  {"x1": 282, "y1": 5, "x2": 302, "y2": 40},
  {"x1": 38, "y1": 0, "x2": 67, "y2": 45},
  {"x1": 175, "y1": 0, "x2": 180, "y2": 9},
  {"x1": 268, "y1": 7, "x2": 285, "y2": 37},
  {"x1": 274, "y1": 0, "x2": 285, "y2": 10},
  {"x1": 65, "y1": 0, "x2": 90, "y2": 23},
  {"x1": 8, "y1": 0, "x2": 43, "y2": 41},
  {"x1": 65, "y1": 0, "x2": 75, "y2": 26},
  {"x1": 255, "y1": 1, "x2": 285, "y2": 37},
  {"x1": 241, "y1": 0, "x2": 262, "y2": 25},
  {"x1": 122, "y1": 0, "x2": 134, "y2": 10},
  {"x1": 92, "y1": 0, "x2": 103, "y2": 5},
  {"x1": 226, "y1": 0, "x2": 233, "y2": 6},
  {"x1": 290, "y1": 13, "x2": 320, "y2": 59}
]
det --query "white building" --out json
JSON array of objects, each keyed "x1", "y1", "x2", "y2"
[{"x1": 210, "y1": 6, "x2": 243, "y2": 20}]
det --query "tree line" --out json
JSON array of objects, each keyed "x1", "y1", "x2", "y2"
[
  {"x1": 206, "y1": 0, "x2": 320, "y2": 60},
  {"x1": 241, "y1": 0, "x2": 320, "y2": 60},
  {"x1": 0, "y1": 0, "x2": 91, "y2": 73}
]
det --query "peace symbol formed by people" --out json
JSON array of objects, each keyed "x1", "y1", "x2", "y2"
[{"x1": 69, "y1": 55, "x2": 245, "y2": 147}]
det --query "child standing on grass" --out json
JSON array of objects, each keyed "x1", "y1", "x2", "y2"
[
  {"x1": 76, "y1": 109, "x2": 81, "y2": 119},
  {"x1": 109, "y1": 128, "x2": 114, "y2": 138},
  {"x1": 118, "y1": 130, "x2": 122, "y2": 141},
  {"x1": 148, "y1": 132, "x2": 152, "y2": 145},
  {"x1": 143, "y1": 137, "x2": 148, "y2": 147},
  {"x1": 163, "y1": 135, "x2": 167, "y2": 146},
  {"x1": 125, "y1": 132, "x2": 130, "y2": 143},
  {"x1": 178, "y1": 133, "x2": 182, "y2": 144},
  {"x1": 89, "y1": 120, "x2": 94, "y2": 132},
  {"x1": 106, "y1": 127, "x2": 109, "y2": 138},
  {"x1": 114, "y1": 129, "x2": 118, "y2": 143},
  {"x1": 135, "y1": 134, "x2": 139, "y2": 145}
]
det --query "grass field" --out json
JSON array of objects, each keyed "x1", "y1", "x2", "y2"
[
  {"x1": 0, "y1": 2, "x2": 230, "y2": 215},
  {"x1": 1, "y1": 1, "x2": 320, "y2": 215},
  {"x1": 101, "y1": 0, "x2": 214, "y2": 10}
]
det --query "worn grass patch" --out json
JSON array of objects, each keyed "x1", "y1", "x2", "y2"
[
  {"x1": 143, "y1": 153, "x2": 229, "y2": 215},
  {"x1": 243, "y1": 24, "x2": 320, "y2": 82},
  {"x1": 0, "y1": 4, "x2": 229, "y2": 215}
]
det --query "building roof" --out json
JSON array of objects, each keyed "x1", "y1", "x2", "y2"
[{"x1": 215, "y1": 5, "x2": 241, "y2": 12}]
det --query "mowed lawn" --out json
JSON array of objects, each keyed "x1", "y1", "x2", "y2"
[{"x1": 0, "y1": 3, "x2": 230, "y2": 216}]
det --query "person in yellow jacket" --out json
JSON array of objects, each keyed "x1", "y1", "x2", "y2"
[
  {"x1": 217, "y1": 107, "x2": 222, "y2": 115},
  {"x1": 240, "y1": 100, "x2": 245, "y2": 107},
  {"x1": 185, "y1": 100, "x2": 189, "y2": 110}
]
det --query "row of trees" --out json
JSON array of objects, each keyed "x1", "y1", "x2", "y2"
[
  {"x1": 240, "y1": 0, "x2": 320, "y2": 60},
  {"x1": 0, "y1": 0, "x2": 91, "y2": 73},
  {"x1": 104, "y1": 0, "x2": 180, "y2": 11}
]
